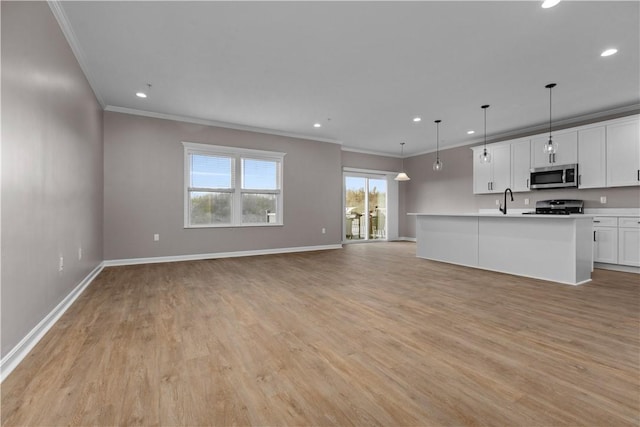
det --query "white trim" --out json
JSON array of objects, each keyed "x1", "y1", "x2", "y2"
[
  {"x1": 343, "y1": 166, "x2": 398, "y2": 175},
  {"x1": 396, "y1": 237, "x2": 417, "y2": 242},
  {"x1": 106, "y1": 106, "x2": 342, "y2": 145},
  {"x1": 1, "y1": 263, "x2": 104, "y2": 383},
  {"x1": 47, "y1": 1, "x2": 105, "y2": 108},
  {"x1": 341, "y1": 146, "x2": 403, "y2": 158},
  {"x1": 103, "y1": 244, "x2": 343, "y2": 267},
  {"x1": 594, "y1": 263, "x2": 640, "y2": 274},
  {"x1": 408, "y1": 107, "x2": 640, "y2": 158},
  {"x1": 182, "y1": 141, "x2": 286, "y2": 160}
]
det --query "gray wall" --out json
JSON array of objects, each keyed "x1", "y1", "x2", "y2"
[
  {"x1": 401, "y1": 143, "x2": 640, "y2": 237},
  {"x1": 341, "y1": 150, "x2": 401, "y2": 172},
  {"x1": 1, "y1": 2, "x2": 104, "y2": 357},
  {"x1": 103, "y1": 111, "x2": 343, "y2": 260}
]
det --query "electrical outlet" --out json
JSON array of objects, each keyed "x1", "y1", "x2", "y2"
[
  {"x1": 322, "y1": 228, "x2": 326, "y2": 234},
  {"x1": 58, "y1": 255, "x2": 64, "y2": 272},
  {"x1": 154, "y1": 234, "x2": 160, "y2": 241},
  {"x1": 600, "y1": 196, "x2": 607, "y2": 204},
  {"x1": 524, "y1": 198, "x2": 529, "y2": 205},
  {"x1": 495, "y1": 199, "x2": 500, "y2": 206},
  {"x1": 78, "y1": 247, "x2": 82, "y2": 260}
]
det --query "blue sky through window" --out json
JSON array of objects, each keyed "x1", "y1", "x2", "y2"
[
  {"x1": 191, "y1": 155, "x2": 232, "y2": 188},
  {"x1": 243, "y1": 159, "x2": 277, "y2": 190}
]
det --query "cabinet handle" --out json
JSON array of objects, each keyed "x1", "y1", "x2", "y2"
[
  {"x1": 637, "y1": 170, "x2": 639, "y2": 181},
  {"x1": 593, "y1": 220, "x2": 601, "y2": 223},
  {"x1": 488, "y1": 182, "x2": 490, "y2": 191},
  {"x1": 526, "y1": 178, "x2": 529, "y2": 188},
  {"x1": 549, "y1": 153, "x2": 552, "y2": 164},
  {"x1": 578, "y1": 175, "x2": 581, "y2": 186},
  {"x1": 594, "y1": 231, "x2": 596, "y2": 242}
]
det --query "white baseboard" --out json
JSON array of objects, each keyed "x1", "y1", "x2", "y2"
[
  {"x1": 396, "y1": 237, "x2": 417, "y2": 242},
  {"x1": 595, "y1": 263, "x2": 640, "y2": 274},
  {"x1": 1, "y1": 262, "x2": 104, "y2": 383},
  {"x1": 103, "y1": 244, "x2": 343, "y2": 267}
]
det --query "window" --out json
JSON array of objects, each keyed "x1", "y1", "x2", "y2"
[{"x1": 183, "y1": 142, "x2": 284, "y2": 227}]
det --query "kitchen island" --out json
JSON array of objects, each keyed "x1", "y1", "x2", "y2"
[{"x1": 409, "y1": 213, "x2": 593, "y2": 285}]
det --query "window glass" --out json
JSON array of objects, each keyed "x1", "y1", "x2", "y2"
[
  {"x1": 242, "y1": 193, "x2": 277, "y2": 224},
  {"x1": 242, "y1": 159, "x2": 277, "y2": 190},
  {"x1": 191, "y1": 155, "x2": 232, "y2": 188},
  {"x1": 189, "y1": 192, "x2": 232, "y2": 225}
]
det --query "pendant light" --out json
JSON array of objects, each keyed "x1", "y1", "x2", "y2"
[
  {"x1": 479, "y1": 105, "x2": 491, "y2": 163},
  {"x1": 394, "y1": 142, "x2": 410, "y2": 181},
  {"x1": 542, "y1": 83, "x2": 558, "y2": 155},
  {"x1": 433, "y1": 120, "x2": 443, "y2": 171}
]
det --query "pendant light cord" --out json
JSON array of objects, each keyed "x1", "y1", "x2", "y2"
[
  {"x1": 545, "y1": 83, "x2": 556, "y2": 141},
  {"x1": 482, "y1": 105, "x2": 489, "y2": 151},
  {"x1": 549, "y1": 85, "x2": 552, "y2": 139},
  {"x1": 435, "y1": 120, "x2": 441, "y2": 159}
]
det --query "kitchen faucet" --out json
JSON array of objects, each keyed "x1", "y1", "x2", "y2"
[{"x1": 499, "y1": 188, "x2": 514, "y2": 215}]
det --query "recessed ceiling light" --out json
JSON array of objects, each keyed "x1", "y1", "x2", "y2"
[
  {"x1": 136, "y1": 92, "x2": 147, "y2": 98},
  {"x1": 313, "y1": 123, "x2": 322, "y2": 128},
  {"x1": 541, "y1": 0, "x2": 561, "y2": 8},
  {"x1": 601, "y1": 48, "x2": 618, "y2": 57},
  {"x1": 413, "y1": 117, "x2": 422, "y2": 123},
  {"x1": 467, "y1": 130, "x2": 475, "y2": 135}
]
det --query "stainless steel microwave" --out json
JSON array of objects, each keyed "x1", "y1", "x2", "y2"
[{"x1": 530, "y1": 164, "x2": 578, "y2": 189}]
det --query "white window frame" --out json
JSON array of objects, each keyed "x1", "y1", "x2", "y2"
[{"x1": 183, "y1": 142, "x2": 285, "y2": 228}]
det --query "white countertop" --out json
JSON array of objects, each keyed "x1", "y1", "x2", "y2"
[{"x1": 408, "y1": 212, "x2": 590, "y2": 219}]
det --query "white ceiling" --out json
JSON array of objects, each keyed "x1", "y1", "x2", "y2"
[{"x1": 57, "y1": 1, "x2": 639, "y2": 157}]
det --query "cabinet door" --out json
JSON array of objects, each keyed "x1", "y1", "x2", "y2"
[
  {"x1": 511, "y1": 139, "x2": 531, "y2": 192},
  {"x1": 473, "y1": 148, "x2": 493, "y2": 194},
  {"x1": 594, "y1": 227, "x2": 618, "y2": 264},
  {"x1": 606, "y1": 120, "x2": 640, "y2": 187},
  {"x1": 491, "y1": 145, "x2": 511, "y2": 193},
  {"x1": 531, "y1": 132, "x2": 578, "y2": 167},
  {"x1": 578, "y1": 127, "x2": 606, "y2": 188},
  {"x1": 618, "y1": 227, "x2": 640, "y2": 266}
]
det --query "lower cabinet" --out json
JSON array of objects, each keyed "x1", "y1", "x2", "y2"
[
  {"x1": 593, "y1": 217, "x2": 618, "y2": 264},
  {"x1": 618, "y1": 218, "x2": 640, "y2": 267},
  {"x1": 593, "y1": 216, "x2": 640, "y2": 267}
]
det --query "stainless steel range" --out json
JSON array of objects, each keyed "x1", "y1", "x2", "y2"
[{"x1": 524, "y1": 199, "x2": 584, "y2": 215}]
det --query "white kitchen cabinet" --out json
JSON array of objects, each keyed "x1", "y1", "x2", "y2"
[
  {"x1": 511, "y1": 139, "x2": 531, "y2": 192},
  {"x1": 578, "y1": 126, "x2": 606, "y2": 189},
  {"x1": 472, "y1": 145, "x2": 510, "y2": 194},
  {"x1": 593, "y1": 217, "x2": 618, "y2": 264},
  {"x1": 531, "y1": 131, "x2": 578, "y2": 168},
  {"x1": 606, "y1": 119, "x2": 640, "y2": 187},
  {"x1": 618, "y1": 217, "x2": 640, "y2": 267}
]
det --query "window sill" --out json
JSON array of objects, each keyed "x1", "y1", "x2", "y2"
[{"x1": 185, "y1": 223, "x2": 284, "y2": 229}]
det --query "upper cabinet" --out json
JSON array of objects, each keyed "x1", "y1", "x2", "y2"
[
  {"x1": 472, "y1": 145, "x2": 510, "y2": 194},
  {"x1": 470, "y1": 114, "x2": 638, "y2": 194},
  {"x1": 530, "y1": 131, "x2": 578, "y2": 168},
  {"x1": 510, "y1": 139, "x2": 531, "y2": 192},
  {"x1": 606, "y1": 119, "x2": 640, "y2": 187},
  {"x1": 577, "y1": 126, "x2": 606, "y2": 189}
]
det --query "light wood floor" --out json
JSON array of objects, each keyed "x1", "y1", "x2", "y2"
[{"x1": 2, "y1": 242, "x2": 639, "y2": 426}]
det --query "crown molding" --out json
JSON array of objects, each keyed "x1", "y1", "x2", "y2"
[
  {"x1": 104, "y1": 106, "x2": 343, "y2": 145},
  {"x1": 341, "y1": 146, "x2": 402, "y2": 158},
  {"x1": 408, "y1": 104, "x2": 640, "y2": 158},
  {"x1": 48, "y1": 1, "x2": 105, "y2": 108}
]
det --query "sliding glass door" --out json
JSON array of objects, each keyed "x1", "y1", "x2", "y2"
[{"x1": 344, "y1": 174, "x2": 387, "y2": 242}]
